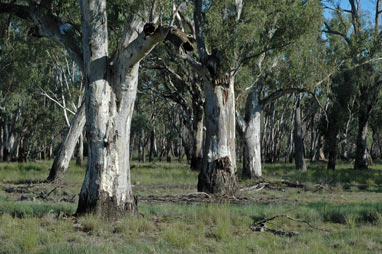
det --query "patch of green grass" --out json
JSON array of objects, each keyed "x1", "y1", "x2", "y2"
[
  {"x1": 161, "y1": 222, "x2": 195, "y2": 249},
  {"x1": 0, "y1": 160, "x2": 382, "y2": 253},
  {"x1": 307, "y1": 202, "x2": 382, "y2": 225},
  {"x1": 131, "y1": 161, "x2": 198, "y2": 186},
  {"x1": 0, "y1": 201, "x2": 76, "y2": 217},
  {"x1": 0, "y1": 161, "x2": 51, "y2": 183},
  {"x1": 113, "y1": 215, "x2": 155, "y2": 238}
]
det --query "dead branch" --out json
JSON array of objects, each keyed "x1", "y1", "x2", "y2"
[
  {"x1": 252, "y1": 223, "x2": 299, "y2": 237},
  {"x1": 184, "y1": 192, "x2": 211, "y2": 199},
  {"x1": 46, "y1": 186, "x2": 57, "y2": 197},
  {"x1": 240, "y1": 182, "x2": 268, "y2": 192},
  {"x1": 280, "y1": 180, "x2": 305, "y2": 188},
  {"x1": 251, "y1": 214, "x2": 330, "y2": 237}
]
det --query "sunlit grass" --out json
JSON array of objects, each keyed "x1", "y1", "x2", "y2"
[
  {"x1": 0, "y1": 161, "x2": 51, "y2": 183},
  {"x1": 0, "y1": 160, "x2": 382, "y2": 253}
]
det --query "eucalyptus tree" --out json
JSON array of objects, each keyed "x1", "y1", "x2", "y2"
[
  {"x1": 43, "y1": 52, "x2": 85, "y2": 182},
  {"x1": 0, "y1": 0, "x2": 193, "y2": 217},
  {"x1": 180, "y1": 0, "x2": 323, "y2": 191},
  {"x1": 370, "y1": 101, "x2": 382, "y2": 159},
  {"x1": 323, "y1": 0, "x2": 382, "y2": 169},
  {"x1": 236, "y1": 18, "x2": 326, "y2": 177},
  {"x1": 0, "y1": 20, "x2": 66, "y2": 162}
]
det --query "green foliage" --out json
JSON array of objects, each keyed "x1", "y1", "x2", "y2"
[
  {"x1": 203, "y1": 0, "x2": 323, "y2": 72},
  {"x1": 0, "y1": 18, "x2": 82, "y2": 161}
]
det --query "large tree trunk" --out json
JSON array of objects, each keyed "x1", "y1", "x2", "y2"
[
  {"x1": 354, "y1": 115, "x2": 369, "y2": 169},
  {"x1": 77, "y1": 1, "x2": 139, "y2": 217},
  {"x1": 294, "y1": 98, "x2": 307, "y2": 171},
  {"x1": 47, "y1": 103, "x2": 86, "y2": 183},
  {"x1": 77, "y1": 63, "x2": 139, "y2": 217},
  {"x1": 76, "y1": 3, "x2": 189, "y2": 216},
  {"x1": 198, "y1": 77, "x2": 238, "y2": 195},
  {"x1": 240, "y1": 88, "x2": 262, "y2": 179},
  {"x1": 0, "y1": 0, "x2": 194, "y2": 218},
  {"x1": 190, "y1": 104, "x2": 204, "y2": 171}
]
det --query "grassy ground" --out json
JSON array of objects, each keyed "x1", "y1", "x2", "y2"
[{"x1": 0, "y1": 160, "x2": 382, "y2": 253}]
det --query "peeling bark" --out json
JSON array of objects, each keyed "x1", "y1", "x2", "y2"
[
  {"x1": 75, "y1": 1, "x2": 194, "y2": 217},
  {"x1": 77, "y1": 63, "x2": 140, "y2": 217},
  {"x1": 198, "y1": 78, "x2": 238, "y2": 195},
  {"x1": 238, "y1": 88, "x2": 262, "y2": 179}
]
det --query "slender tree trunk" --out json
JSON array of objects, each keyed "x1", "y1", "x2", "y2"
[
  {"x1": 326, "y1": 130, "x2": 338, "y2": 170},
  {"x1": 288, "y1": 110, "x2": 295, "y2": 163},
  {"x1": 142, "y1": 132, "x2": 146, "y2": 163},
  {"x1": 149, "y1": 129, "x2": 155, "y2": 162},
  {"x1": 354, "y1": 116, "x2": 369, "y2": 169},
  {"x1": 294, "y1": 98, "x2": 307, "y2": 171},
  {"x1": 310, "y1": 114, "x2": 316, "y2": 162},
  {"x1": 3, "y1": 119, "x2": 11, "y2": 162},
  {"x1": 326, "y1": 109, "x2": 341, "y2": 170},
  {"x1": 0, "y1": 126, "x2": 3, "y2": 161},
  {"x1": 239, "y1": 88, "x2": 262, "y2": 179},
  {"x1": 166, "y1": 137, "x2": 172, "y2": 162},
  {"x1": 198, "y1": 77, "x2": 238, "y2": 195},
  {"x1": 47, "y1": 103, "x2": 86, "y2": 182},
  {"x1": 138, "y1": 129, "x2": 145, "y2": 162},
  {"x1": 76, "y1": 132, "x2": 84, "y2": 166},
  {"x1": 190, "y1": 105, "x2": 204, "y2": 170}
]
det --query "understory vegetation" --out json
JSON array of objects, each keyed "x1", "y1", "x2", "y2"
[{"x1": 0, "y1": 160, "x2": 381, "y2": 254}]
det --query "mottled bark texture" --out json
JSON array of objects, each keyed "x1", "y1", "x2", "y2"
[
  {"x1": 194, "y1": 0, "x2": 241, "y2": 195},
  {"x1": 198, "y1": 78, "x2": 238, "y2": 195},
  {"x1": 237, "y1": 88, "x2": 262, "y2": 179},
  {"x1": 76, "y1": 1, "x2": 194, "y2": 217}
]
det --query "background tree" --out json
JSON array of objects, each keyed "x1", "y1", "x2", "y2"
[
  {"x1": 323, "y1": 0, "x2": 382, "y2": 170},
  {"x1": 0, "y1": 18, "x2": 68, "y2": 162}
]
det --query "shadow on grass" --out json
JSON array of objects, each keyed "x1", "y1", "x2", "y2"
[
  {"x1": 4, "y1": 179, "x2": 47, "y2": 185},
  {"x1": 263, "y1": 162, "x2": 382, "y2": 189},
  {"x1": 307, "y1": 202, "x2": 382, "y2": 225}
]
